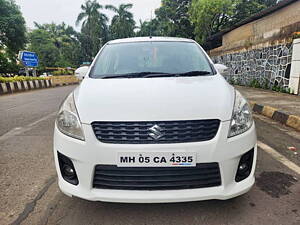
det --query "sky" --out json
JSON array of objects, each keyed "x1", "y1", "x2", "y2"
[{"x1": 15, "y1": 0, "x2": 161, "y2": 30}]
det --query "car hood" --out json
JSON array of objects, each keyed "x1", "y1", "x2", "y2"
[{"x1": 74, "y1": 75, "x2": 235, "y2": 124}]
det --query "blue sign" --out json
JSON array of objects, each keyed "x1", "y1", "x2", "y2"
[{"x1": 20, "y1": 51, "x2": 39, "y2": 67}]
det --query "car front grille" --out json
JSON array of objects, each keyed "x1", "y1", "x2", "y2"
[
  {"x1": 93, "y1": 163, "x2": 221, "y2": 190},
  {"x1": 91, "y1": 120, "x2": 220, "y2": 144}
]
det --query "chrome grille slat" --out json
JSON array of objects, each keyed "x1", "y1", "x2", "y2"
[{"x1": 91, "y1": 119, "x2": 220, "y2": 144}]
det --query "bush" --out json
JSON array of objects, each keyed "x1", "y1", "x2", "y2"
[
  {"x1": 292, "y1": 32, "x2": 300, "y2": 39},
  {"x1": 0, "y1": 53, "x2": 22, "y2": 73},
  {"x1": 278, "y1": 87, "x2": 290, "y2": 94},
  {"x1": 229, "y1": 78, "x2": 235, "y2": 85},
  {"x1": 262, "y1": 78, "x2": 269, "y2": 89},
  {"x1": 52, "y1": 70, "x2": 62, "y2": 76},
  {"x1": 52, "y1": 70, "x2": 74, "y2": 76},
  {"x1": 0, "y1": 76, "x2": 48, "y2": 83},
  {"x1": 249, "y1": 79, "x2": 261, "y2": 88}
]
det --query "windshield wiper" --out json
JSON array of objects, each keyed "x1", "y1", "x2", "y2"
[
  {"x1": 100, "y1": 72, "x2": 171, "y2": 79},
  {"x1": 99, "y1": 71, "x2": 212, "y2": 79},
  {"x1": 144, "y1": 70, "x2": 212, "y2": 78},
  {"x1": 175, "y1": 71, "x2": 212, "y2": 77}
]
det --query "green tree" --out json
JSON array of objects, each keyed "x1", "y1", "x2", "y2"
[
  {"x1": 189, "y1": 0, "x2": 280, "y2": 44},
  {"x1": 0, "y1": 50, "x2": 22, "y2": 73},
  {"x1": 137, "y1": 17, "x2": 172, "y2": 37},
  {"x1": 231, "y1": 0, "x2": 278, "y2": 25},
  {"x1": 76, "y1": 0, "x2": 108, "y2": 60},
  {"x1": 136, "y1": 20, "x2": 148, "y2": 37},
  {"x1": 0, "y1": 0, "x2": 26, "y2": 72},
  {"x1": 28, "y1": 29, "x2": 59, "y2": 67},
  {"x1": 136, "y1": 19, "x2": 162, "y2": 37},
  {"x1": 155, "y1": 0, "x2": 194, "y2": 38},
  {"x1": 0, "y1": 0, "x2": 26, "y2": 53},
  {"x1": 29, "y1": 23, "x2": 82, "y2": 67},
  {"x1": 189, "y1": 0, "x2": 236, "y2": 43},
  {"x1": 105, "y1": 4, "x2": 136, "y2": 39}
]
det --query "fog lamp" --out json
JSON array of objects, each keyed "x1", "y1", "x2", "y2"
[
  {"x1": 57, "y1": 152, "x2": 79, "y2": 185},
  {"x1": 63, "y1": 165, "x2": 76, "y2": 179},
  {"x1": 235, "y1": 149, "x2": 254, "y2": 182}
]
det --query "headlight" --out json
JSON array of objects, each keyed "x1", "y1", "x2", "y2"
[
  {"x1": 56, "y1": 93, "x2": 85, "y2": 141},
  {"x1": 228, "y1": 90, "x2": 253, "y2": 137}
]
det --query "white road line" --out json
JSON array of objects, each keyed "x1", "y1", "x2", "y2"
[
  {"x1": 0, "y1": 112, "x2": 57, "y2": 142},
  {"x1": 258, "y1": 141, "x2": 300, "y2": 175}
]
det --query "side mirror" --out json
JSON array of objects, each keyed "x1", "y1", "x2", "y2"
[
  {"x1": 75, "y1": 66, "x2": 89, "y2": 80},
  {"x1": 214, "y1": 64, "x2": 228, "y2": 75}
]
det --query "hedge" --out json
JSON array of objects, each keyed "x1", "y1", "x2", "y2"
[{"x1": 0, "y1": 76, "x2": 49, "y2": 83}]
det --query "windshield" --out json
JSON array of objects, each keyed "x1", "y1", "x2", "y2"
[{"x1": 89, "y1": 41, "x2": 215, "y2": 78}]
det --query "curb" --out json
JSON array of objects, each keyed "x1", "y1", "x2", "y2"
[
  {"x1": 0, "y1": 80, "x2": 79, "y2": 95},
  {"x1": 250, "y1": 101, "x2": 300, "y2": 131}
]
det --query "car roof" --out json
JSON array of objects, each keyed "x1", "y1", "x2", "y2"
[{"x1": 107, "y1": 36, "x2": 195, "y2": 44}]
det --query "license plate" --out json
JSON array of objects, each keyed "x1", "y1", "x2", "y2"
[{"x1": 117, "y1": 152, "x2": 196, "y2": 167}]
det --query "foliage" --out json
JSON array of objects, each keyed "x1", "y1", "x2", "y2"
[
  {"x1": 189, "y1": 0, "x2": 235, "y2": 43},
  {"x1": 28, "y1": 23, "x2": 82, "y2": 68},
  {"x1": 271, "y1": 85, "x2": 291, "y2": 94},
  {"x1": 189, "y1": 0, "x2": 280, "y2": 44},
  {"x1": 0, "y1": 0, "x2": 26, "y2": 53},
  {"x1": 0, "y1": 51, "x2": 22, "y2": 73},
  {"x1": 105, "y1": 4, "x2": 135, "y2": 39},
  {"x1": 292, "y1": 32, "x2": 300, "y2": 39},
  {"x1": 155, "y1": 0, "x2": 194, "y2": 38},
  {"x1": 29, "y1": 29, "x2": 58, "y2": 68},
  {"x1": 136, "y1": 19, "x2": 164, "y2": 37},
  {"x1": 231, "y1": 0, "x2": 277, "y2": 26},
  {"x1": 0, "y1": 75, "x2": 48, "y2": 83},
  {"x1": 76, "y1": 0, "x2": 108, "y2": 60},
  {"x1": 262, "y1": 78, "x2": 269, "y2": 89},
  {"x1": 0, "y1": 0, "x2": 26, "y2": 73},
  {"x1": 52, "y1": 70, "x2": 74, "y2": 76},
  {"x1": 229, "y1": 78, "x2": 236, "y2": 85},
  {"x1": 228, "y1": 78, "x2": 293, "y2": 94},
  {"x1": 249, "y1": 79, "x2": 261, "y2": 88},
  {"x1": 137, "y1": 0, "x2": 194, "y2": 38}
]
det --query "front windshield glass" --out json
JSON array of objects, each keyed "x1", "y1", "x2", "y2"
[{"x1": 90, "y1": 41, "x2": 215, "y2": 78}]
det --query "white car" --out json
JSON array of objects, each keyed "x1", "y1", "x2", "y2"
[{"x1": 54, "y1": 37, "x2": 257, "y2": 203}]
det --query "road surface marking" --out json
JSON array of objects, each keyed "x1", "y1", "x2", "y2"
[
  {"x1": 0, "y1": 112, "x2": 57, "y2": 142},
  {"x1": 258, "y1": 141, "x2": 300, "y2": 175}
]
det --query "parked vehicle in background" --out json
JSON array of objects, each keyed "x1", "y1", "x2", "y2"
[
  {"x1": 54, "y1": 37, "x2": 257, "y2": 203},
  {"x1": 18, "y1": 68, "x2": 33, "y2": 76},
  {"x1": 39, "y1": 73, "x2": 52, "y2": 78}
]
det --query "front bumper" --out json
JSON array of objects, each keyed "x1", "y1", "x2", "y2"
[{"x1": 53, "y1": 121, "x2": 257, "y2": 203}]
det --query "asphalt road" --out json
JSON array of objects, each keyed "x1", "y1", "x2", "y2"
[{"x1": 0, "y1": 86, "x2": 299, "y2": 225}]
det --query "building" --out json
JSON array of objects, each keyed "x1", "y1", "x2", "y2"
[{"x1": 209, "y1": 0, "x2": 300, "y2": 95}]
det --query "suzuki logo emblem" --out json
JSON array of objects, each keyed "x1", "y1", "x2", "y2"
[{"x1": 148, "y1": 125, "x2": 164, "y2": 140}]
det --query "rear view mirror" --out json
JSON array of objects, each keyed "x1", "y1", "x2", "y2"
[
  {"x1": 75, "y1": 66, "x2": 89, "y2": 80},
  {"x1": 214, "y1": 64, "x2": 228, "y2": 75}
]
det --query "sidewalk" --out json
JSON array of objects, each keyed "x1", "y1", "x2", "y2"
[
  {"x1": 236, "y1": 86, "x2": 300, "y2": 117},
  {"x1": 235, "y1": 86, "x2": 300, "y2": 131}
]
